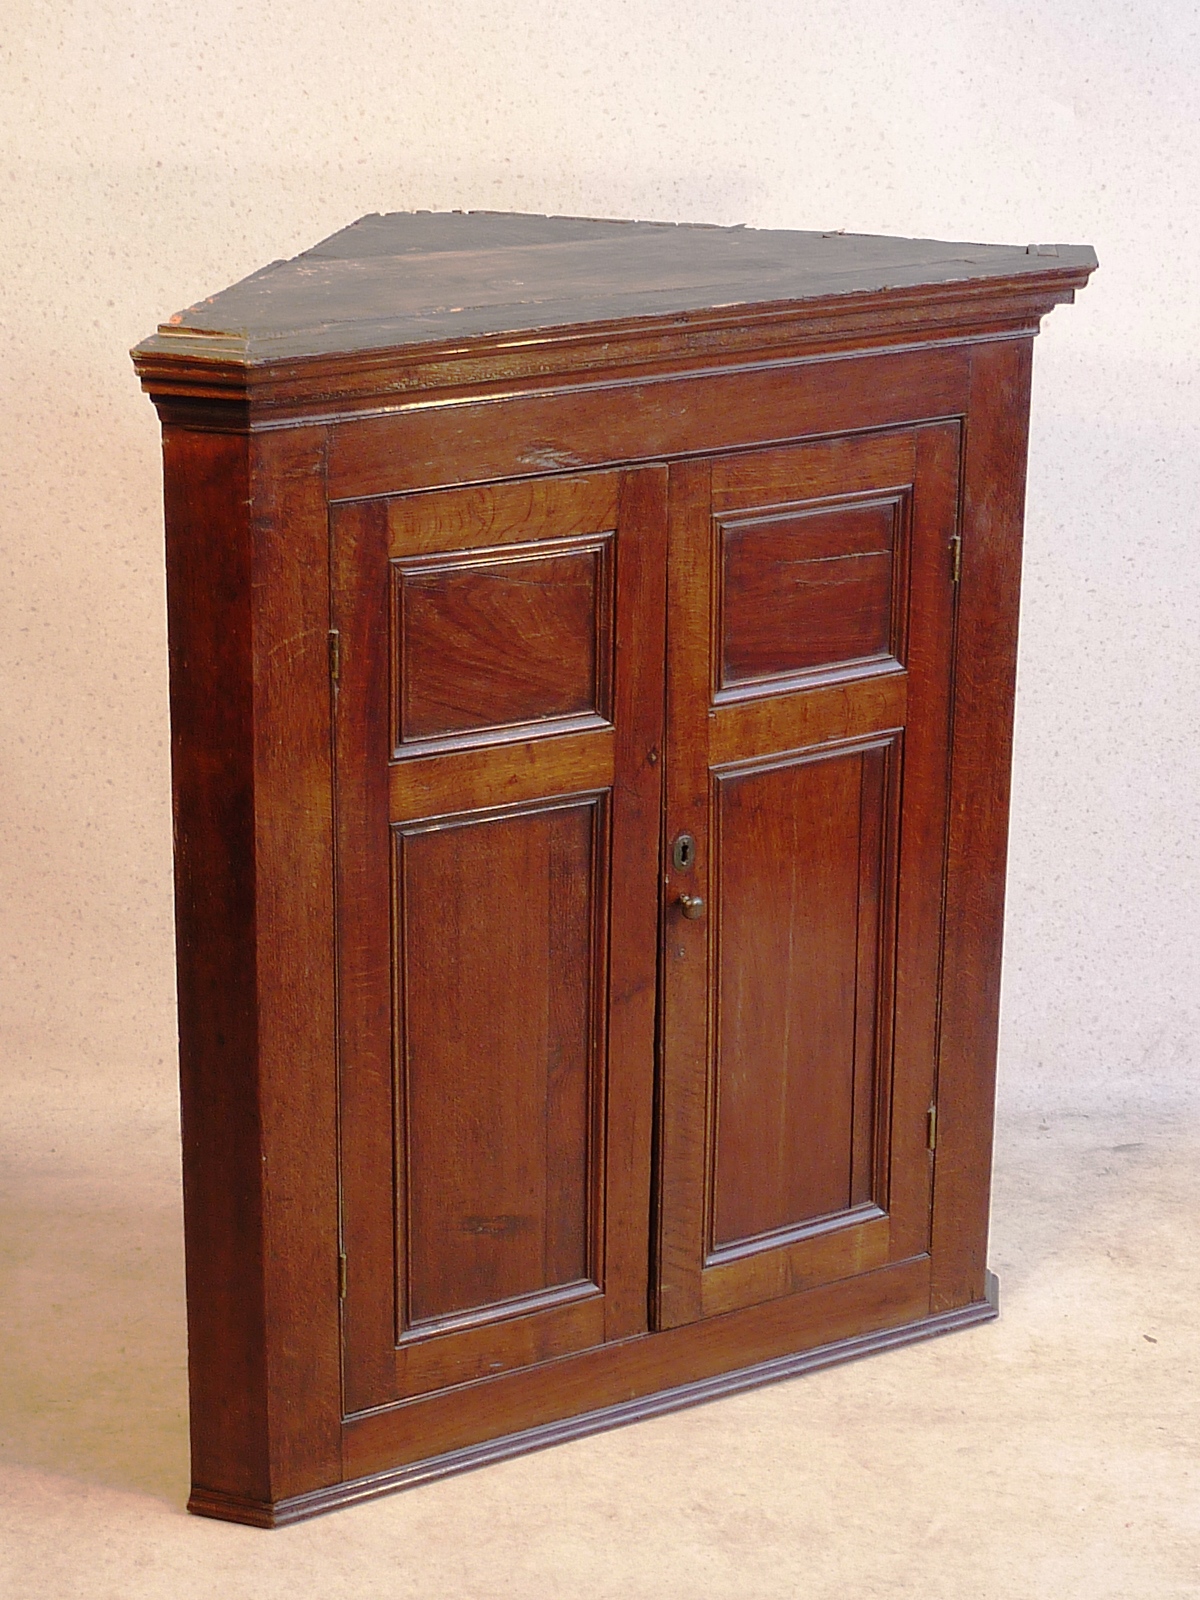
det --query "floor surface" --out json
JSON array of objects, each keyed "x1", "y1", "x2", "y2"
[{"x1": 2, "y1": 1101, "x2": 1197, "y2": 1598}]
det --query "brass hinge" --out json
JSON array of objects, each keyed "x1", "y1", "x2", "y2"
[
  {"x1": 927, "y1": 1104, "x2": 938, "y2": 1152},
  {"x1": 328, "y1": 628, "x2": 341, "y2": 687},
  {"x1": 338, "y1": 1252, "x2": 347, "y2": 1300},
  {"x1": 950, "y1": 534, "x2": 963, "y2": 585}
]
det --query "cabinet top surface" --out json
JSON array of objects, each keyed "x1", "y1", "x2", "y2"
[{"x1": 134, "y1": 210, "x2": 1096, "y2": 366}]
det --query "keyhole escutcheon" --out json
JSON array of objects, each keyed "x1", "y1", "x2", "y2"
[{"x1": 672, "y1": 833, "x2": 696, "y2": 873}]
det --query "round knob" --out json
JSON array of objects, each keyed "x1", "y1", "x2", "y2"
[{"x1": 678, "y1": 894, "x2": 705, "y2": 920}]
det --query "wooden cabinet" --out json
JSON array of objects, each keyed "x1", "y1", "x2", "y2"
[{"x1": 133, "y1": 212, "x2": 1094, "y2": 1525}]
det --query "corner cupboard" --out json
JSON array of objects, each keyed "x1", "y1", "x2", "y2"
[{"x1": 133, "y1": 211, "x2": 1095, "y2": 1525}]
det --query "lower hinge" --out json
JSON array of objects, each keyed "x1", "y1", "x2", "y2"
[
  {"x1": 927, "y1": 1104, "x2": 938, "y2": 1152},
  {"x1": 338, "y1": 1253, "x2": 347, "y2": 1300},
  {"x1": 950, "y1": 534, "x2": 963, "y2": 584}
]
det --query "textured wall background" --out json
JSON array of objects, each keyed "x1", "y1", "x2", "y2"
[{"x1": 1, "y1": 0, "x2": 1197, "y2": 1157}]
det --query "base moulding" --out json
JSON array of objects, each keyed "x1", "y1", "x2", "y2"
[{"x1": 188, "y1": 1270, "x2": 1000, "y2": 1528}]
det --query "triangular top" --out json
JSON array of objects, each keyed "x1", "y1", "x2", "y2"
[{"x1": 139, "y1": 210, "x2": 1097, "y2": 364}]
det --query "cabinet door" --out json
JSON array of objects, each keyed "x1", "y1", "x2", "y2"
[
  {"x1": 334, "y1": 469, "x2": 666, "y2": 1413},
  {"x1": 656, "y1": 424, "x2": 960, "y2": 1327}
]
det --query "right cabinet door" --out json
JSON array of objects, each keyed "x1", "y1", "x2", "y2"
[{"x1": 657, "y1": 422, "x2": 961, "y2": 1328}]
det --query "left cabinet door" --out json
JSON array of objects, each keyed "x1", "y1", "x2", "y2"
[{"x1": 333, "y1": 468, "x2": 667, "y2": 1414}]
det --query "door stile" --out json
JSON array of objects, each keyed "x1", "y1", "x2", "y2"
[
  {"x1": 655, "y1": 457, "x2": 715, "y2": 1331},
  {"x1": 885, "y1": 421, "x2": 962, "y2": 1262},
  {"x1": 599, "y1": 464, "x2": 670, "y2": 1341}
]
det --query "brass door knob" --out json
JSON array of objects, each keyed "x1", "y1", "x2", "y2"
[{"x1": 678, "y1": 894, "x2": 705, "y2": 920}]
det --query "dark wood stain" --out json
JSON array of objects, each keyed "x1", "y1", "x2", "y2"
[
  {"x1": 135, "y1": 211, "x2": 1096, "y2": 363},
  {"x1": 720, "y1": 499, "x2": 898, "y2": 685},
  {"x1": 334, "y1": 467, "x2": 664, "y2": 1409},
  {"x1": 655, "y1": 421, "x2": 956, "y2": 1328},
  {"x1": 400, "y1": 800, "x2": 597, "y2": 1325},
  {"x1": 712, "y1": 744, "x2": 887, "y2": 1247},
  {"x1": 394, "y1": 539, "x2": 609, "y2": 746},
  {"x1": 133, "y1": 210, "x2": 1094, "y2": 1525}
]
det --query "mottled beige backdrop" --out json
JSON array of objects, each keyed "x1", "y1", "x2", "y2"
[
  {"x1": 5, "y1": 0, "x2": 1197, "y2": 1142},
  {"x1": 2, "y1": 3, "x2": 1198, "y2": 1594}
]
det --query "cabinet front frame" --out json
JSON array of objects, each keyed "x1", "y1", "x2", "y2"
[{"x1": 170, "y1": 335, "x2": 1029, "y2": 1520}]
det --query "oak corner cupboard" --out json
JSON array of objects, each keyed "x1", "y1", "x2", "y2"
[{"x1": 132, "y1": 211, "x2": 1095, "y2": 1527}]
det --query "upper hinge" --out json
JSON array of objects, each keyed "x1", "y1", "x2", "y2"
[
  {"x1": 927, "y1": 1104, "x2": 938, "y2": 1152},
  {"x1": 328, "y1": 628, "x2": 341, "y2": 687},
  {"x1": 950, "y1": 534, "x2": 963, "y2": 585},
  {"x1": 338, "y1": 1252, "x2": 347, "y2": 1300}
]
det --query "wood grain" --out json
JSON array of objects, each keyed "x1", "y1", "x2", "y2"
[
  {"x1": 192, "y1": 1274, "x2": 997, "y2": 1526},
  {"x1": 165, "y1": 422, "x2": 343, "y2": 1509},
  {"x1": 710, "y1": 744, "x2": 889, "y2": 1248},
  {"x1": 930, "y1": 339, "x2": 1035, "y2": 1312},
  {"x1": 393, "y1": 536, "x2": 611, "y2": 748},
  {"x1": 137, "y1": 213, "x2": 1092, "y2": 1525},
  {"x1": 387, "y1": 472, "x2": 621, "y2": 558},
  {"x1": 336, "y1": 467, "x2": 666, "y2": 1412},
  {"x1": 719, "y1": 500, "x2": 898, "y2": 686},
  {"x1": 344, "y1": 1255, "x2": 934, "y2": 1473},
  {"x1": 389, "y1": 729, "x2": 615, "y2": 821},
  {"x1": 162, "y1": 424, "x2": 268, "y2": 1504},
  {"x1": 326, "y1": 346, "x2": 970, "y2": 500},
  {"x1": 656, "y1": 420, "x2": 960, "y2": 1329},
  {"x1": 248, "y1": 428, "x2": 342, "y2": 1499},
  {"x1": 399, "y1": 798, "x2": 600, "y2": 1325}
]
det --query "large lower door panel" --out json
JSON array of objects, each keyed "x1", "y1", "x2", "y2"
[
  {"x1": 335, "y1": 469, "x2": 666, "y2": 1413},
  {"x1": 657, "y1": 424, "x2": 961, "y2": 1328}
]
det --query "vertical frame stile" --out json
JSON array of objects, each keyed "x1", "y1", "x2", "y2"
[
  {"x1": 332, "y1": 495, "x2": 396, "y2": 1414},
  {"x1": 930, "y1": 339, "x2": 1036, "y2": 1312},
  {"x1": 872, "y1": 734, "x2": 904, "y2": 1217},
  {"x1": 881, "y1": 420, "x2": 961, "y2": 1269},
  {"x1": 704, "y1": 762, "x2": 723, "y2": 1267},
  {"x1": 589, "y1": 790, "x2": 609, "y2": 1300},
  {"x1": 602, "y1": 464, "x2": 669, "y2": 1341},
  {"x1": 392, "y1": 822, "x2": 408, "y2": 1347},
  {"x1": 849, "y1": 741, "x2": 884, "y2": 1211},
  {"x1": 655, "y1": 456, "x2": 714, "y2": 1331},
  {"x1": 249, "y1": 425, "x2": 343, "y2": 1501}
]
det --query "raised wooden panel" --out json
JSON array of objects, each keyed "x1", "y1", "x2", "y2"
[
  {"x1": 391, "y1": 534, "x2": 613, "y2": 752},
  {"x1": 396, "y1": 795, "x2": 606, "y2": 1333},
  {"x1": 717, "y1": 496, "x2": 903, "y2": 692},
  {"x1": 710, "y1": 739, "x2": 896, "y2": 1253}
]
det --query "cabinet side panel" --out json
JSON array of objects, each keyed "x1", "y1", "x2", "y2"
[
  {"x1": 162, "y1": 425, "x2": 270, "y2": 1503},
  {"x1": 931, "y1": 339, "x2": 1034, "y2": 1312},
  {"x1": 250, "y1": 428, "x2": 343, "y2": 1496}
]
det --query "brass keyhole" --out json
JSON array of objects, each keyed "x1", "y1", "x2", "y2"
[{"x1": 672, "y1": 833, "x2": 696, "y2": 873}]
